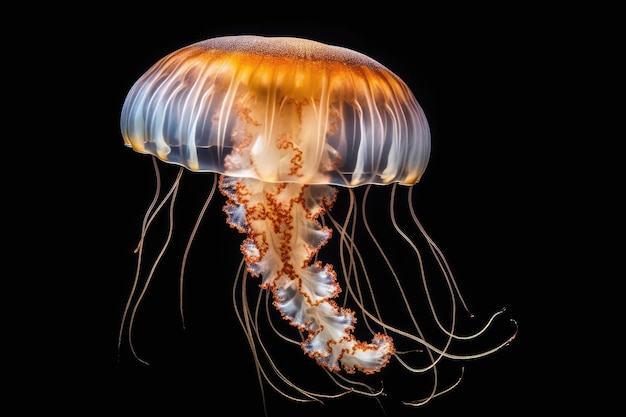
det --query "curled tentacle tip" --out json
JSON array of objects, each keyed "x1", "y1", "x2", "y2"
[
  {"x1": 133, "y1": 354, "x2": 151, "y2": 366},
  {"x1": 402, "y1": 401, "x2": 424, "y2": 407},
  {"x1": 506, "y1": 319, "x2": 519, "y2": 344},
  {"x1": 133, "y1": 240, "x2": 144, "y2": 253}
]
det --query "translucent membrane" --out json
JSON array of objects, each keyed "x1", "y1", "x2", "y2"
[{"x1": 120, "y1": 35, "x2": 430, "y2": 187}]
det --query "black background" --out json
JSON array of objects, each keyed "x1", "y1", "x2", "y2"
[{"x1": 22, "y1": 4, "x2": 599, "y2": 416}]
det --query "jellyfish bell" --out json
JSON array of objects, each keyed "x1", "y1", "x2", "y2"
[
  {"x1": 121, "y1": 35, "x2": 429, "y2": 187},
  {"x1": 119, "y1": 35, "x2": 516, "y2": 409}
]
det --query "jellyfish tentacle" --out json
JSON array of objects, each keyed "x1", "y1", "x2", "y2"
[
  {"x1": 220, "y1": 175, "x2": 395, "y2": 374},
  {"x1": 119, "y1": 162, "x2": 184, "y2": 365},
  {"x1": 179, "y1": 173, "x2": 218, "y2": 328}
]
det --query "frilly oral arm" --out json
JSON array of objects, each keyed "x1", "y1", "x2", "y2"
[{"x1": 221, "y1": 176, "x2": 395, "y2": 374}]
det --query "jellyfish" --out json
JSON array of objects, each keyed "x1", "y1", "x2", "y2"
[{"x1": 119, "y1": 35, "x2": 516, "y2": 410}]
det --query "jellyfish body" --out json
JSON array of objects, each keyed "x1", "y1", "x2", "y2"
[{"x1": 120, "y1": 36, "x2": 515, "y2": 406}]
